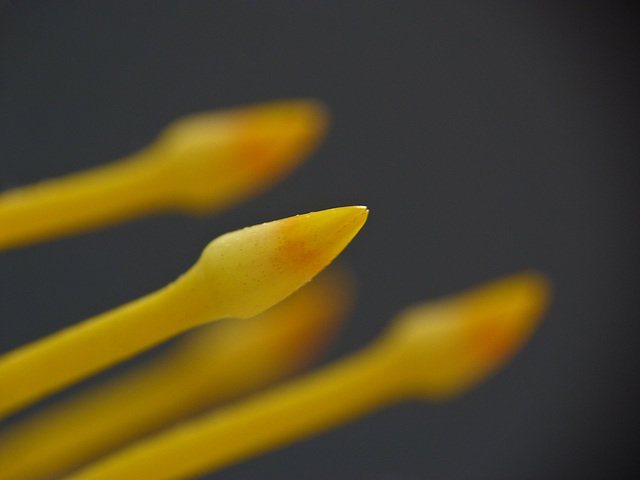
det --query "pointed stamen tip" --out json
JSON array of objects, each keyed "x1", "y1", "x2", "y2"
[
  {"x1": 387, "y1": 271, "x2": 551, "y2": 399},
  {"x1": 155, "y1": 100, "x2": 332, "y2": 213},
  {"x1": 265, "y1": 98, "x2": 330, "y2": 132},
  {"x1": 518, "y1": 270, "x2": 553, "y2": 309},
  {"x1": 275, "y1": 206, "x2": 368, "y2": 268},
  {"x1": 243, "y1": 98, "x2": 330, "y2": 133},
  {"x1": 299, "y1": 205, "x2": 369, "y2": 227},
  {"x1": 473, "y1": 270, "x2": 552, "y2": 323},
  {"x1": 266, "y1": 206, "x2": 368, "y2": 271},
  {"x1": 197, "y1": 207, "x2": 368, "y2": 319},
  {"x1": 232, "y1": 99, "x2": 330, "y2": 169}
]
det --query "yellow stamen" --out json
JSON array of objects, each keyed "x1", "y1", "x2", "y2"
[
  {"x1": 0, "y1": 206, "x2": 368, "y2": 419},
  {"x1": 0, "y1": 267, "x2": 354, "y2": 480},
  {"x1": 0, "y1": 99, "x2": 328, "y2": 251},
  {"x1": 64, "y1": 272, "x2": 550, "y2": 480}
]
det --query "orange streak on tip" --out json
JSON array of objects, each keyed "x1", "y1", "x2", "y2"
[
  {"x1": 385, "y1": 271, "x2": 552, "y2": 400},
  {"x1": 195, "y1": 206, "x2": 367, "y2": 320},
  {"x1": 234, "y1": 99, "x2": 330, "y2": 181},
  {"x1": 469, "y1": 321, "x2": 516, "y2": 365},
  {"x1": 274, "y1": 206, "x2": 369, "y2": 275},
  {"x1": 160, "y1": 99, "x2": 331, "y2": 215},
  {"x1": 463, "y1": 270, "x2": 552, "y2": 376}
]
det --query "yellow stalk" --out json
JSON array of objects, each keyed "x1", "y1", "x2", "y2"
[
  {"x1": 65, "y1": 272, "x2": 551, "y2": 480},
  {"x1": 0, "y1": 206, "x2": 368, "y2": 419},
  {"x1": 0, "y1": 99, "x2": 328, "y2": 251},
  {"x1": 0, "y1": 267, "x2": 354, "y2": 480}
]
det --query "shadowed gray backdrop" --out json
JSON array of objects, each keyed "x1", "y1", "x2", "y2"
[{"x1": 1, "y1": 2, "x2": 638, "y2": 479}]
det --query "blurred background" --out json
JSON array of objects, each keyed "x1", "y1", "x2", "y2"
[{"x1": 1, "y1": 2, "x2": 638, "y2": 479}]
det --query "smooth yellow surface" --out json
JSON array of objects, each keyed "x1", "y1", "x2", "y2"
[
  {"x1": 0, "y1": 99, "x2": 328, "y2": 250},
  {"x1": 0, "y1": 267, "x2": 354, "y2": 480},
  {"x1": 65, "y1": 272, "x2": 551, "y2": 480},
  {"x1": 0, "y1": 206, "x2": 367, "y2": 419},
  {"x1": 382, "y1": 270, "x2": 551, "y2": 399}
]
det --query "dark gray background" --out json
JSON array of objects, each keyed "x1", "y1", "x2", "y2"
[{"x1": 1, "y1": 2, "x2": 638, "y2": 479}]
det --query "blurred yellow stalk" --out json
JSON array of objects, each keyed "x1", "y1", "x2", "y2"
[
  {"x1": 0, "y1": 99, "x2": 328, "y2": 250},
  {"x1": 0, "y1": 267, "x2": 354, "y2": 480},
  {"x1": 65, "y1": 272, "x2": 550, "y2": 480},
  {"x1": 0, "y1": 206, "x2": 368, "y2": 419}
]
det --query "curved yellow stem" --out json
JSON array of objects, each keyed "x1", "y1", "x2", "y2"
[
  {"x1": 67, "y1": 347, "x2": 396, "y2": 480},
  {"x1": 0, "y1": 206, "x2": 367, "y2": 419},
  {"x1": 0, "y1": 267, "x2": 354, "y2": 480},
  {"x1": 0, "y1": 99, "x2": 328, "y2": 250},
  {"x1": 65, "y1": 272, "x2": 550, "y2": 480}
]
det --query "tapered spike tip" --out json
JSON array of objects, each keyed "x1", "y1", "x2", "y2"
[
  {"x1": 196, "y1": 206, "x2": 368, "y2": 318},
  {"x1": 156, "y1": 99, "x2": 330, "y2": 213},
  {"x1": 387, "y1": 271, "x2": 551, "y2": 399}
]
